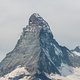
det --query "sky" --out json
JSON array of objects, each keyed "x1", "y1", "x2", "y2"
[{"x1": 0, "y1": 0, "x2": 80, "y2": 61}]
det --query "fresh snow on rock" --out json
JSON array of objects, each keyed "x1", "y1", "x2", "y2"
[
  {"x1": 49, "y1": 67, "x2": 80, "y2": 80},
  {"x1": 0, "y1": 66, "x2": 30, "y2": 80},
  {"x1": 72, "y1": 51, "x2": 80, "y2": 56},
  {"x1": 53, "y1": 44, "x2": 63, "y2": 56},
  {"x1": 1, "y1": 67, "x2": 80, "y2": 80}
]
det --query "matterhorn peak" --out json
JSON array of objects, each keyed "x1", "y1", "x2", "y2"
[
  {"x1": 0, "y1": 13, "x2": 80, "y2": 80},
  {"x1": 29, "y1": 13, "x2": 49, "y2": 27}
]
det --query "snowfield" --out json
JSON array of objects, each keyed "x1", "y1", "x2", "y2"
[
  {"x1": 0, "y1": 66, "x2": 31, "y2": 80},
  {"x1": 0, "y1": 67, "x2": 80, "y2": 80},
  {"x1": 72, "y1": 51, "x2": 80, "y2": 56},
  {"x1": 50, "y1": 67, "x2": 80, "y2": 80}
]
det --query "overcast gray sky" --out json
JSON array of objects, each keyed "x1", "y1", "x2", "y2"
[{"x1": 0, "y1": 0, "x2": 80, "y2": 61}]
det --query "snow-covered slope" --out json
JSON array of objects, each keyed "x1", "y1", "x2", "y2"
[
  {"x1": 50, "y1": 67, "x2": 80, "y2": 80},
  {"x1": 0, "y1": 66, "x2": 31, "y2": 80},
  {"x1": 72, "y1": 51, "x2": 80, "y2": 56},
  {"x1": 0, "y1": 67, "x2": 80, "y2": 80},
  {"x1": 71, "y1": 46, "x2": 80, "y2": 56}
]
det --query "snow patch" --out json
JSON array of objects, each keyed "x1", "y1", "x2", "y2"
[
  {"x1": 0, "y1": 66, "x2": 80, "y2": 80},
  {"x1": 59, "y1": 63, "x2": 73, "y2": 76},
  {"x1": 72, "y1": 51, "x2": 80, "y2": 56},
  {"x1": 49, "y1": 67, "x2": 80, "y2": 80},
  {"x1": 54, "y1": 45, "x2": 62, "y2": 56},
  {"x1": 0, "y1": 66, "x2": 30, "y2": 80}
]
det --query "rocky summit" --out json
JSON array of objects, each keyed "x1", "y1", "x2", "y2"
[{"x1": 0, "y1": 13, "x2": 80, "y2": 80}]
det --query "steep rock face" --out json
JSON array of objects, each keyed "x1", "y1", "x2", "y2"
[
  {"x1": 71, "y1": 46, "x2": 80, "y2": 67},
  {"x1": 0, "y1": 13, "x2": 76, "y2": 79}
]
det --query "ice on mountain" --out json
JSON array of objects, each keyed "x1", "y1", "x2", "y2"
[
  {"x1": 72, "y1": 51, "x2": 80, "y2": 56},
  {"x1": 54, "y1": 44, "x2": 63, "y2": 56},
  {"x1": 59, "y1": 63, "x2": 73, "y2": 76}
]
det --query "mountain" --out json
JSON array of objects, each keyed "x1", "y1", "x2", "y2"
[
  {"x1": 70, "y1": 46, "x2": 80, "y2": 67},
  {"x1": 0, "y1": 13, "x2": 80, "y2": 80},
  {"x1": 72, "y1": 46, "x2": 80, "y2": 53}
]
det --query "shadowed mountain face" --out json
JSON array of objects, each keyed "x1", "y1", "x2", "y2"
[
  {"x1": 0, "y1": 13, "x2": 79, "y2": 80},
  {"x1": 71, "y1": 46, "x2": 80, "y2": 67}
]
